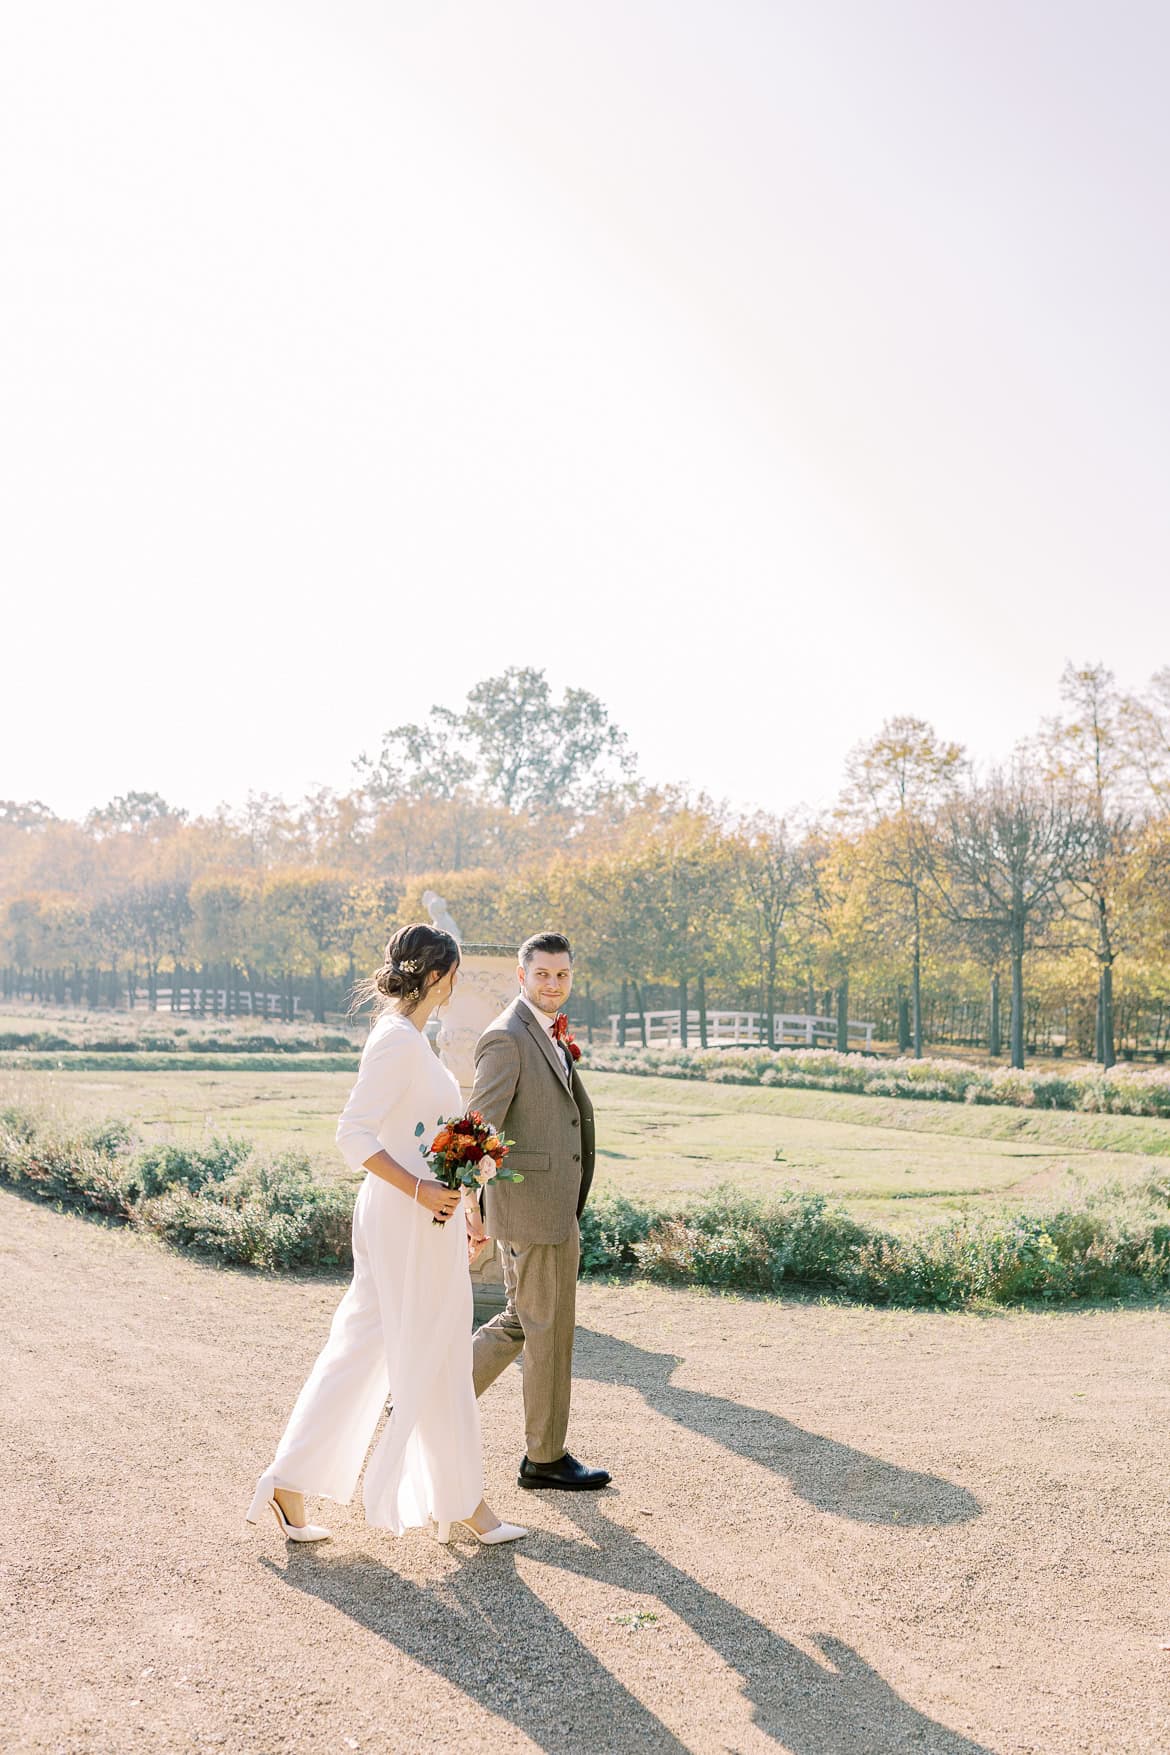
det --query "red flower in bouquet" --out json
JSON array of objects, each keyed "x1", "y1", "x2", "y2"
[
  {"x1": 417, "y1": 1109, "x2": 521, "y2": 1225},
  {"x1": 552, "y1": 1011, "x2": 582, "y2": 1062}
]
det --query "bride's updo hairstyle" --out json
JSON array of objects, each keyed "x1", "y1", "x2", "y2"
[{"x1": 351, "y1": 923, "x2": 460, "y2": 1017}]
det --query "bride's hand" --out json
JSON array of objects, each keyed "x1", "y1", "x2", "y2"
[{"x1": 415, "y1": 1179, "x2": 460, "y2": 1223}]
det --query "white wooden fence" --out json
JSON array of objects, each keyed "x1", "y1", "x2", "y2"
[
  {"x1": 152, "y1": 988, "x2": 302, "y2": 1017},
  {"x1": 607, "y1": 1009, "x2": 874, "y2": 1050}
]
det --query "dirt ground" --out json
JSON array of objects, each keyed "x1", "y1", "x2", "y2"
[{"x1": 2, "y1": 1187, "x2": 1168, "y2": 1755}]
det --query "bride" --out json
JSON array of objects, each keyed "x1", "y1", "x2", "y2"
[{"x1": 247, "y1": 923, "x2": 526, "y2": 1547}]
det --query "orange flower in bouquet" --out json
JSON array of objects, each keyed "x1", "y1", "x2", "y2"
[{"x1": 413, "y1": 1109, "x2": 522, "y2": 1225}]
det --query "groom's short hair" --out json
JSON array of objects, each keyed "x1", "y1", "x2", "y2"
[{"x1": 519, "y1": 931, "x2": 572, "y2": 966}]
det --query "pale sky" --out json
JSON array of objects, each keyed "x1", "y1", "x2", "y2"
[{"x1": 2, "y1": 1, "x2": 1168, "y2": 823}]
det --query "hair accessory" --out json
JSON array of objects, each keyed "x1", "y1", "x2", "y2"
[{"x1": 395, "y1": 957, "x2": 424, "y2": 975}]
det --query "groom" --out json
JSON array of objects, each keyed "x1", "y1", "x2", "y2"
[{"x1": 469, "y1": 932, "x2": 611, "y2": 1490}]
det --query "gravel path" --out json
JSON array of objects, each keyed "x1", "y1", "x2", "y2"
[{"x1": 3, "y1": 1186, "x2": 1168, "y2": 1754}]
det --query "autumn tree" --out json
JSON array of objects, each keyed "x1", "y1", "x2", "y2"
[
  {"x1": 1120, "y1": 667, "x2": 1170, "y2": 805},
  {"x1": 640, "y1": 822, "x2": 740, "y2": 1045},
  {"x1": 358, "y1": 667, "x2": 636, "y2": 825},
  {"x1": 85, "y1": 792, "x2": 187, "y2": 837},
  {"x1": 1039, "y1": 662, "x2": 1141, "y2": 1065},
  {"x1": 841, "y1": 716, "x2": 966, "y2": 1057},
  {"x1": 122, "y1": 879, "x2": 193, "y2": 1009},
  {"x1": 257, "y1": 870, "x2": 352, "y2": 1022},
  {"x1": 0, "y1": 800, "x2": 57, "y2": 828},
  {"x1": 929, "y1": 766, "x2": 1093, "y2": 1068},
  {"x1": 731, "y1": 814, "x2": 810, "y2": 1047},
  {"x1": 803, "y1": 826, "x2": 873, "y2": 1050}
]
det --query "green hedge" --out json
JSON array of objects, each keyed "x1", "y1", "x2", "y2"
[
  {"x1": 581, "y1": 1044, "x2": 1170, "y2": 1119},
  {"x1": 0, "y1": 1030, "x2": 357, "y2": 1054},
  {"x1": 0, "y1": 1052, "x2": 359, "y2": 1072},
  {"x1": 4, "y1": 1104, "x2": 1169, "y2": 1307}
]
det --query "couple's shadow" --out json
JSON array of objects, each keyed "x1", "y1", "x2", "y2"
[
  {"x1": 574, "y1": 1327, "x2": 981, "y2": 1527},
  {"x1": 270, "y1": 1497, "x2": 992, "y2": 1754},
  {"x1": 269, "y1": 1333, "x2": 988, "y2": 1752}
]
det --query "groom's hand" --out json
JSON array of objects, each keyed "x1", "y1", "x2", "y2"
[
  {"x1": 463, "y1": 1191, "x2": 490, "y2": 1264},
  {"x1": 467, "y1": 1231, "x2": 491, "y2": 1266}
]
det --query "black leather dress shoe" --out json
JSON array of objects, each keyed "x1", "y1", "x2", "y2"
[{"x1": 518, "y1": 1452, "x2": 612, "y2": 1491}]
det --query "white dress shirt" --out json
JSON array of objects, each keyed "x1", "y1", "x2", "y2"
[{"x1": 519, "y1": 996, "x2": 572, "y2": 1077}]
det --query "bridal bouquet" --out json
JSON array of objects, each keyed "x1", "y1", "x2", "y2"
[{"x1": 416, "y1": 1110, "x2": 522, "y2": 1225}]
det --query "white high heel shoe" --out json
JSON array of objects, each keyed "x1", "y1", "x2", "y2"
[
  {"x1": 435, "y1": 1516, "x2": 528, "y2": 1546},
  {"x1": 246, "y1": 1476, "x2": 331, "y2": 1543}
]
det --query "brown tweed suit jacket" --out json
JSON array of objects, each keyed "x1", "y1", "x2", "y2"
[{"x1": 469, "y1": 996, "x2": 595, "y2": 1247}]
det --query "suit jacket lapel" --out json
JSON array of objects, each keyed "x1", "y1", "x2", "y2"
[{"x1": 518, "y1": 999, "x2": 572, "y2": 1091}]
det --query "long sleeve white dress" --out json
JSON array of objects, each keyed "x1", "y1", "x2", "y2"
[{"x1": 248, "y1": 1012, "x2": 483, "y2": 1534}]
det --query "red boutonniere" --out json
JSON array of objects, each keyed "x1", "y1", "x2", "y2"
[{"x1": 552, "y1": 1012, "x2": 582, "y2": 1062}]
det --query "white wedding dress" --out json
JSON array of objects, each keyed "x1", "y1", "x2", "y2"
[{"x1": 249, "y1": 1013, "x2": 483, "y2": 1534}]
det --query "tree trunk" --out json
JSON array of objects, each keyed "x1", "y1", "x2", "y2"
[
  {"x1": 1092, "y1": 892, "x2": 1116, "y2": 1068},
  {"x1": 313, "y1": 963, "x2": 326, "y2": 1024},
  {"x1": 1010, "y1": 941, "x2": 1025, "y2": 1069},
  {"x1": 836, "y1": 979, "x2": 849, "y2": 1053},
  {"x1": 697, "y1": 971, "x2": 708, "y2": 1048},
  {"x1": 911, "y1": 914, "x2": 923, "y2": 1059},
  {"x1": 989, "y1": 971, "x2": 1001, "y2": 1058},
  {"x1": 632, "y1": 980, "x2": 648, "y2": 1047},
  {"x1": 1099, "y1": 960, "x2": 1115, "y2": 1069},
  {"x1": 618, "y1": 978, "x2": 628, "y2": 1048},
  {"x1": 678, "y1": 977, "x2": 688, "y2": 1048},
  {"x1": 897, "y1": 986, "x2": 911, "y2": 1053}
]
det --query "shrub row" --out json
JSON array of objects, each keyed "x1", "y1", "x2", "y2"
[
  {"x1": 581, "y1": 1044, "x2": 1170, "y2": 1119},
  {"x1": 0, "y1": 1031, "x2": 357, "y2": 1054},
  {"x1": 0, "y1": 1052, "x2": 360, "y2": 1073},
  {"x1": 4, "y1": 1105, "x2": 1169, "y2": 1307},
  {"x1": 581, "y1": 1183, "x2": 1170, "y2": 1306},
  {"x1": 0, "y1": 1108, "x2": 354, "y2": 1271}
]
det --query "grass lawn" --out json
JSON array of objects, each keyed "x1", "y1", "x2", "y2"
[{"x1": 5, "y1": 1061, "x2": 1169, "y2": 1230}]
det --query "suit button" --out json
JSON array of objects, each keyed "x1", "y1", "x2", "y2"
[
  {"x1": 570, "y1": 1117, "x2": 579, "y2": 1128},
  {"x1": 571, "y1": 1153, "x2": 580, "y2": 1163}
]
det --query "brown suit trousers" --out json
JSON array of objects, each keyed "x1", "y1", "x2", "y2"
[{"x1": 471, "y1": 1219, "x2": 580, "y2": 1463}]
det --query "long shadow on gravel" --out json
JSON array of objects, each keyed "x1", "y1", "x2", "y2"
[
  {"x1": 575, "y1": 1329, "x2": 981, "y2": 1526},
  {"x1": 262, "y1": 1548, "x2": 689, "y2": 1755},
  {"x1": 543, "y1": 1499, "x2": 995, "y2": 1755},
  {"x1": 265, "y1": 1504, "x2": 993, "y2": 1755}
]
